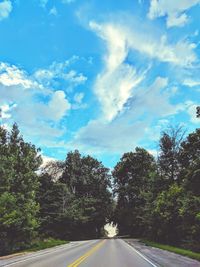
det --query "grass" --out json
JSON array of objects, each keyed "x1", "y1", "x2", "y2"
[
  {"x1": 0, "y1": 238, "x2": 69, "y2": 258},
  {"x1": 141, "y1": 240, "x2": 200, "y2": 262},
  {"x1": 24, "y1": 238, "x2": 69, "y2": 252}
]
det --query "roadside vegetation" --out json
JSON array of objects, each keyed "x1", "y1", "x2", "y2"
[
  {"x1": 0, "y1": 123, "x2": 200, "y2": 258},
  {"x1": 24, "y1": 238, "x2": 68, "y2": 252},
  {"x1": 113, "y1": 127, "x2": 200, "y2": 255},
  {"x1": 141, "y1": 240, "x2": 200, "y2": 261},
  {"x1": 0, "y1": 124, "x2": 113, "y2": 256}
]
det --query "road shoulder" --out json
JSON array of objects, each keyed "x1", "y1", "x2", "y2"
[{"x1": 124, "y1": 239, "x2": 200, "y2": 267}]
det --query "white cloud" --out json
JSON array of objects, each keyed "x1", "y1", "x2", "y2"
[
  {"x1": 46, "y1": 90, "x2": 71, "y2": 121},
  {"x1": 64, "y1": 70, "x2": 87, "y2": 86},
  {"x1": 90, "y1": 22, "x2": 127, "y2": 71},
  {"x1": 0, "y1": 63, "x2": 34, "y2": 88},
  {"x1": 90, "y1": 21, "x2": 197, "y2": 67},
  {"x1": 167, "y1": 13, "x2": 188, "y2": 28},
  {"x1": 71, "y1": 119, "x2": 147, "y2": 153},
  {"x1": 148, "y1": 0, "x2": 200, "y2": 28},
  {"x1": 71, "y1": 92, "x2": 87, "y2": 110},
  {"x1": 40, "y1": 0, "x2": 48, "y2": 8},
  {"x1": 183, "y1": 79, "x2": 200, "y2": 87},
  {"x1": 129, "y1": 32, "x2": 196, "y2": 67},
  {"x1": 0, "y1": 0, "x2": 12, "y2": 21},
  {"x1": 34, "y1": 60, "x2": 87, "y2": 91},
  {"x1": 62, "y1": 0, "x2": 76, "y2": 4},
  {"x1": 0, "y1": 62, "x2": 72, "y2": 145},
  {"x1": 40, "y1": 0, "x2": 75, "y2": 8},
  {"x1": 95, "y1": 64, "x2": 146, "y2": 121},
  {"x1": 186, "y1": 102, "x2": 200, "y2": 124},
  {"x1": 41, "y1": 154, "x2": 57, "y2": 167},
  {"x1": 69, "y1": 77, "x2": 182, "y2": 154},
  {"x1": 74, "y1": 92, "x2": 84, "y2": 104},
  {"x1": 0, "y1": 104, "x2": 12, "y2": 119},
  {"x1": 49, "y1": 6, "x2": 58, "y2": 16},
  {"x1": 140, "y1": 77, "x2": 179, "y2": 116},
  {"x1": 147, "y1": 149, "x2": 159, "y2": 158},
  {"x1": 89, "y1": 20, "x2": 196, "y2": 121},
  {"x1": 90, "y1": 21, "x2": 148, "y2": 121}
]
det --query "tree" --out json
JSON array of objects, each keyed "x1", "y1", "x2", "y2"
[
  {"x1": 178, "y1": 128, "x2": 200, "y2": 250},
  {"x1": 0, "y1": 124, "x2": 42, "y2": 255},
  {"x1": 36, "y1": 173, "x2": 72, "y2": 239},
  {"x1": 158, "y1": 126, "x2": 185, "y2": 188},
  {"x1": 113, "y1": 148, "x2": 156, "y2": 236},
  {"x1": 61, "y1": 152, "x2": 113, "y2": 239},
  {"x1": 152, "y1": 184, "x2": 183, "y2": 244},
  {"x1": 38, "y1": 151, "x2": 113, "y2": 240},
  {"x1": 179, "y1": 128, "x2": 200, "y2": 195},
  {"x1": 60, "y1": 150, "x2": 82, "y2": 195}
]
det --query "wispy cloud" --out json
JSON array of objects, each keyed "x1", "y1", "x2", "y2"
[
  {"x1": 89, "y1": 19, "x2": 197, "y2": 122},
  {"x1": 49, "y1": 6, "x2": 58, "y2": 16},
  {"x1": 71, "y1": 92, "x2": 87, "y2": 110},
  {"x1": 34, "y1": 59, "x2": 87, "y2": 92},
  {"x1": 91, "y1": 20, "x2": 197, "y2": 67},
  {"x1": 0, "y1": 0, "x2": 12, "y2": 21},
  {"x1": 185, "y1": 101, "x2": 200, "y2": 124},
  {"x1": 40, "y1": 0, "x2": 75, "y2": 8},
  {"x1": 148, "y1": 0, "x2": 200, "y2": 28},
  {"x1": 69, "y1": 76, "x2": 183, "y2": 154},
  {"x1": 40, "y1": 0, "x2": 48, "y2": 8},
  {"x1": 62, "y1": 0, "x2": 76, "y2": 4},
  {"x1": 90, "y1": 21, "x2": 148, "y2": 121},
  {"x1": 183, "y1": 78, "x2": 200, "y2": 87}
]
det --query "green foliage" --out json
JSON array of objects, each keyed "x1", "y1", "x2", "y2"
[
  {"x1": 152, "y1": 184, "x2": 183, "y2": 243},
  {"x1": 1, "y1": 123, "x2": 200, "y2": 257},
  {"x1": 114, "y1": 127, "x2": 200, "y2": 252},
  {"x1": 113, "y1": 147, "x2": 156, "y2": 236},
  {"x1": 24, "y1": 238, "x2": 68, "y2": 252},
  {"x1": 38, "y1": 151, "x2": 113, "y2": 241},
  {"x1": 0, "y1": 124, "x2": 42, "y2": 255}
]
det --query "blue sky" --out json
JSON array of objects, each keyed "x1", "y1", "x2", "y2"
[{"x1": 0, "y1": 0, "x2": 199, "y2": 167}]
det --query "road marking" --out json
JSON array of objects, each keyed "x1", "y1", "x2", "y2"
[
  {"x1": 1, "y1": 241, "x2": 90, "y2": 267},
  {"x1": 123, "y1": 240, "x2": 159, "y2": 267},
  {"x1": 67, "y1": 240, "x2": 105, "y2": 267}
]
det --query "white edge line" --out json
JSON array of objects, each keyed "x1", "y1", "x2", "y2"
[
  {"x1": 1, "y1": 241, "x2": 92, "y2": 267},
  {"x1": 1, "y1": 246, "x2": 71, "y2": 267},
  {"x1": 122, "y1": 240, "x2": 159, "y2": 267}
]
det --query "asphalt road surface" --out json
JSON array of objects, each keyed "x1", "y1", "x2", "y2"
[{"x1": 1, "y1": 239, "x2": 158, "y2": 267}]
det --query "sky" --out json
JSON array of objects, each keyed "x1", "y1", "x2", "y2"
[{"x1": 0, "y1": 0, "x2": 199, "y2": 168}]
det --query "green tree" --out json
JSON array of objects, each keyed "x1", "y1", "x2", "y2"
[
  {"x1": 38, "y1": 151, "x2": 113, "y2": 240},
  {"x1": 178, "y1": 128, "x2": 200, "y2": 249},
  {"x1": 158, "y1": 127, "x2": 184, "y2": 188},
  {"x1": 113, "y1": 147, "x2": 156, "y2": 236},
  {"x1": 37, "y1": 173, "x2": 72, "y2": 239},
  {"x1": 152, "y1": 184, "x2": 183, "y2": 244},
  {"x1": 0, "y1": 124, "x2": 42, "y2": 255},
  {"x1": 61, "y1": 152, "x2": 113, "y2": 239}
]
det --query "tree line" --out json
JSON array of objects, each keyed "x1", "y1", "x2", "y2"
[
  {"x1": 113, "y1": 127, "x2": 200, "y2": 252},
  {"x1": 0, "y1": 124, "x2": 199, "y2": 255},
  {"x1": 0, "y1": 124, "x2": 113, "y2": 255}
]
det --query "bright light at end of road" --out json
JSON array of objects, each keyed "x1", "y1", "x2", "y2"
[{"x1": 104, "y1": 223, "x2": 117, "y2": 237}]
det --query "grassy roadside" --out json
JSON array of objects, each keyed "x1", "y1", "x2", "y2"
[
  {"x1": 0, "y1": 238, "x2": 69, "y2": 258},
  {"x1": 24, "y1": 238, "x2": 69, "y2": 252},
  {"x1": 141, "y1": 240, "x2": 200, "y2": 262}
]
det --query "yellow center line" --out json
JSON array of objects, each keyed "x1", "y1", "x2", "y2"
[{"x1": 67, "y1": 240, "x2": 106, "y2": 267}]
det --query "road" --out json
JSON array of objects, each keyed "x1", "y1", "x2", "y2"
[{"x1": 0, "y1": 239, "x2": 158, "y2": 267}]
